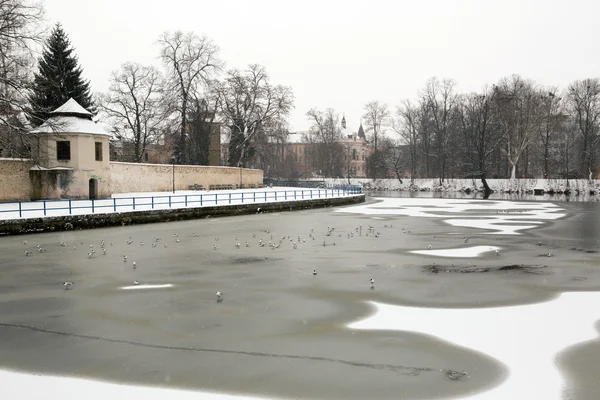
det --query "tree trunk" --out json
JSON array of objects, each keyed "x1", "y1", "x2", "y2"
[{"x1": 510, "y1": 163, "x2": 517, "y2": 180}]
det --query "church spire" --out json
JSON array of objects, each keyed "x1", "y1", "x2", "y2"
[
  {"x1": 341, "y1": 114, "x2": 346, "y2": 129},
  {"x1": 357, "y1": 121, "x2": 365, "y2": 139}
]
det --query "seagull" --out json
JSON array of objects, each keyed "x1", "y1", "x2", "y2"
[
  {"x1": 103, "y1": 249, "x2": 106, "y2": 255},
  {"x1": 192, "y1": 233, "x2": 196, "y2": 237},
  {"x1": 293, "y1": 243, "x2": 297, "y2": 249},
  {"x1": 140, "y1": 242, "x2": 144, "y2": 246},
  {"x1": 152, "y1": 243, "x2": 156, "y2": 248},
  {"x1": 60, "y1": 241, "x2": 67, "y2": 247},
  {"x1": 216, "y1": 291, "x2": 223, "y2": 302},
  {"x1": 495, "y1": 249, "x2": 500, "y2": 256},
  {"x1": 428, "y1": 245, "x2": 432, "y2": 249},
  {"x1": 246, "y1": 241, "x2": 249, "y2": 247},
  {"x1": 547, "y1": 252, "x2": 553, "y2": 257},
  {"x1": 213, "y1": 244, "x2": 217, "y2": 250},
  {"x1": 23, "y1": 240, "x2": 27, "y2": 245},
  {"x1": 370, "y1": 278, "x2": 375, "y2": 289},
  {"x1": 132, "y1": 261, "x2": 137, "y2": 269},
  {"x1": 90, "y1": 244, "x2": 93, "y2": 248},
  {"x1": 123, "y1": 255, "x2": 128, "y2": 262},
  {"x1": 236, "y1": 243, "x2": 241, "y2": 249},
  {"x1": 63, "y1": 281, "x2": 74, "y2": 290},
  {"x1": 24, "y1": 251, "x2": 32, "y2": 256},
  {"x1": 87, "y1": 252, "x2": 93, "y2": 259},
  {"x1": 164, "y1": 244, "x2": 168, "y2": 248},
  {"x1": 323, "y1": 241, "x2": 326, "y2": 247},
  {"x1": 464, "y1": 238, "x2": 469, "y2": 244},
  {"x1": 175, "y1": 238, "x2": 180, "y2": 243},
  {"x1": 215, "y1": 237, "x2": 219, "y2": 241},
  {"x1": 133, "y1": 281, "x2": 139, "y2": 285},
  {"x1": 537, "y1": 241, "x2": 543, "y2": 246},
  {"x1": 313, "y1": 269, "x2": 317, "y2": 276}
]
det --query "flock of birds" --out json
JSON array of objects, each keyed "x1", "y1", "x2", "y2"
[
  {"x1": 20, "y1": 223, "x2": 401, "y2": 299},
  {"x1": 19, "y1": 220, "x2": 556, "y2": 299}
]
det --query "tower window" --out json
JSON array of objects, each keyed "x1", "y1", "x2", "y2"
[
  {"x1": 57, "y1": 141, "x2": 71, "y2": 160},
  {"x1": 95, "y1": 142, "x2": 103, "y2": 161}
]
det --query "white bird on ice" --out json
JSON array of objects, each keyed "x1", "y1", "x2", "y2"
[
  {"x1": 216, "y1": 291, "x2": 223, "y2": 301},
  {"x1": 313, "y1": 269, "x2": 317, "y2": 276},
  {"x1": 370, "y1": 278, "x2": 375, "y2": 289},
  {"x1": 63, "y1": 281, "x2": 74, "y2": 290}
]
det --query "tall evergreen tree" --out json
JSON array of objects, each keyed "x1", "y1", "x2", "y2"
[{"x1": 28, "y1": 23, "x2": 94, "y2": 125}]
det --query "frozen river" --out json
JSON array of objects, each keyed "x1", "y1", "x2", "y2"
[{"x1": 0, "y1": 195, "x2": 599, "y2": 399}]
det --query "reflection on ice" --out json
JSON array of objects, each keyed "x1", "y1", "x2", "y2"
[
  {"x1": 349, "y1": 292, "x2": 600, "y2": 400},
  {"x1": 411, "y1": 245, "x2": 501, "y2": 258}
]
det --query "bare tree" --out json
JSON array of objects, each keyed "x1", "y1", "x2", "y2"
[
  {"x1": 393, "y1": 100, "x2": 421, "y2": 183},
  {"x1": 493, "y1": 75, "x2": 543, "y2": 179},
  {"x1": 0, "y1": 0, "x2": 44, "y2": 157},
  {"x1": 306, "y1": 107, "x2": 344, "y2": 177},
  {"x1": 458, "y1": 89, "x2": 504, "y2": 194},
  {"x1": 421, "y1": 77, "x2": 457, "y2": 184},
  {"x1": 98, "y1": 62, "x2": 165, "y2": 162},
  {"x1": 566, "y1": 78, "x2": 600, "y2": 178},
  {"x1": 362, "y1": 100, "x2": 389, "y2": 151},
  {"x1": 158, "y1": 31, "x2": 222, "y2": 164},
  {"x1": 538, "y1": 87, "x2": 564, "y2": 178},
  {"x1": 219, "y1": 64, "x2": 293, "y2": 168}
]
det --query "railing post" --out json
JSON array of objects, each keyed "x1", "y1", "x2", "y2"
[
  {"x1": 152, "y1": 196, "x2": 154, "y2": 209},
  {"x1": 302, "y1": 190, "x2": 304, "y2": 199},
  {"x1": 229, "y1": 193, "x2": 231, "y2": 204},
  {"x1": 69, "y1": 199, "x2": 72, "y2": 214},
  {"x1": 241, "y1": 192, "x2": 244, "y2": 203},
  {"x1": 294, "y1": 191, "x2": 297, "y2": 200},
  {"x1": 18, "y1": 201, "x2": 22, "y2": 218},
  {"x1": 43, "y1": 201, "x2": 46, "y2": 216},
  {"x1": 253, "y1": 192, "x2": 256, "y2": 202},
  {"x1": 185, "y1": 195, "x2": 188, "y2": 207},
  {"x1": 92, "y1": 199, "x2": 95, "y2": 213},
  {"x1": 215, "y1": 194, "x2": 218, "y2": 205},
  {"x1": 264, "y1": 191, "x2": 267, "y2": 201},
  {"x1": 275, "y1": 192, "x2": 277, "y2": 201},
  {"x1": 285, "y1": 191, "x2": 287, "y2": 200},
  {"x1": 114, "y1": 198, "x2": 117, "y2": 212},
  {"x1": 169, "y1": 196, "x2": 171, "y2": 208},
  {"x1": 200, "y1": 194, "x2": 203, "y2": 206},
  {"x1": 133, "y1": 197, "x2": 136, "y2": 210}
]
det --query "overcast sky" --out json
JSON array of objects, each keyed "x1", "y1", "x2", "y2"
[{"x1": 45, "y1": 0, "x2": 600, "y2": 133}]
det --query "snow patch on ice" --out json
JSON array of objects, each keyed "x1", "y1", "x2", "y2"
[
  {"x1": 0, "y1": 369, "x2": 268, "y2": 400},
  {"x1": 411, "y1": 245, "x2": 501, "y2": 258},
  {"x1": 349, "y1": 292, "x2": 600, "y2": 400},
  {"x1": 337, "y1": 198, "x2": 565, "y2": 235},
  {"x1": 121, "y1": 284, "x2": 173, "y2": 290}
]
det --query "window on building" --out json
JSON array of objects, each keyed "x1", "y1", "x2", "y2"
[
  {"x1": 95, "y1": 142, "x2": 103, "y2": 161},
  {"x1": 56, "y1": 141, "x2": 71, "y2": 161},
  {"x1": 352, "y1": 149, "x2": 357, "y2": 160}
]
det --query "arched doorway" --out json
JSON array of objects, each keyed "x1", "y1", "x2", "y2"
[{"x1": 89, "y1": 178, "x2": 98, "y2": 199}]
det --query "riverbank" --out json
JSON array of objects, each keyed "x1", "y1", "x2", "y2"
[{"x1": 323, "y1": 178, "x2": 600, "y2": 195}]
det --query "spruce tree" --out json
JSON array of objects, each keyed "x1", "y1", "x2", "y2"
[{"x1": 28, "y1": 23, "x2": 94, "y2": 125}]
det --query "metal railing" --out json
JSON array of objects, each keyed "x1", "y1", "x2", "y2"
[{"x1": 0, "y1": 187, "x2": 363, "y2": 220}]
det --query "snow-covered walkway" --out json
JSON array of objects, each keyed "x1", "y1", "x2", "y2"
[{"x1": 0, "y1": 187, "x2": 362, "y2": 221}]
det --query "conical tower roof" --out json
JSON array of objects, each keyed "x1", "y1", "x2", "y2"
[{"x1": 51, "y1": 98, "x2": 93, "y2": 119}]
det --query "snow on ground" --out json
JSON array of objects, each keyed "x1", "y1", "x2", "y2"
[
  {"x1": 349, "y1": 292, "x2": 600, "y2": 400},
  {"x1": 336, "y1": 197, "x2": 565, "y2": 235},
  {"x1": 0, "y1": 187, "x2": 361, "y2": 221},
  {"x1": 0, "y1": 369, "x2": 270, "y2": 400},
  {"x1": 324, "y1": 177, "x2": 600, "y2": 194},
  {"x1": 411, "y1": 245, "x2": 501, "y2": 258}
]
